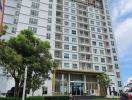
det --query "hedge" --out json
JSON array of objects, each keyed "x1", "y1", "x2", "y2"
[
  {"x1": 0, "y1": 96, "x2": 70, "y2": 100},
  {"x1": 0, "y1": 97, "x2": 21, "y2": 100}
]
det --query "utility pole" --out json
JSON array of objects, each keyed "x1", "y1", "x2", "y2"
[{"x1": 22, "y1": 66, "x2": 28, "y2": 100}]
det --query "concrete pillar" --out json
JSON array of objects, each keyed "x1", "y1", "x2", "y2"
[
  {"x1": 68, "y1": 73, "x2": 71, "y2": 94},
  {"x1": 84, "y1": 74, "x2": 87, "y2": 95}
]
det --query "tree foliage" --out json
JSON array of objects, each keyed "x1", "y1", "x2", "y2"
[
  {"x1": 0, "y1": 29, "x2": 56, "y2": 97},
  {"x1": 97, "y1": 72, "x2": 112, "y2": 97}
]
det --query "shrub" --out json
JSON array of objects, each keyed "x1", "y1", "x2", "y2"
[
  {"x1": 27, "y1": 96, "x2": 44, "y2": 100},
  {"x1": 44, "y1": 96, "x2": 69, "y2": 100},
  {"x1": 0, "y1": 97, "x2": 21, "y2": 100}
]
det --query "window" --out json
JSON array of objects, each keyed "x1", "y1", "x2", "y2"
[
  {"x1": 72, "y1": 38, "x2": 77, "y2": 42},
  {"x1": 72, "y1": 23, "x2": 76, "y2": 28},
  {"x1": 112, "y1": 48, "x2": 116, "y2": 53},
  {"x1": 46, "y1": 33, "x2": 51, "y2": 39},
  {"x1": 64, "y1": 14, "x2": 69, "y2": 19},
  {"x1": 90, "y1": 20, "x2": 94, "y2": 24},
  {"x1": 94, "y1": 57, "x2": 98, "y2": 62},
  {"x1": 116, "y1": 72, "x2": 120, "y2": 78},
  {"x1": 111, "y1": 41, "x2": 115, "y2": 46},
  {"x1": 98, "y1": 35, "x2": 102, "y2": 39},
  {"x1": 96, "y1": 15, "x2": 100, "y2": 19},
  {"x1": 64, "y1": 36, "x2": 69, "y2": 41},
  {"x1": 115, "y1": 64, "x2": 119, "y2": 69},
  {"x1": 72, "y1": 64, "x2": 77, "y2": 69},
  {"x1": 110, "y1": 34, "x2": 113, "y2": 39},
  {"x1": 99, "y1": 42, "x2": 103, "y2": 47},
  {"x1": 91, "y1": 27, "x2": 95, "y2": 31},
  {"x1": 30, "y1": 10, "x2": 39, "y2": 17},
  {"x1": 64, "y1": 7, "x2": 69, "y2": 12},
  {"x1": 72, "y1": 54, "x2": 77, "y2": 59},
  {"x1": 118, "y1": 81, "x2": 122, "y2": 87},
  {"x1": 102, "y1": 66, "x2": 106, "y2": 72},
  {"x1": 92, "y1": 41, "x2": 96, "y2": 46},
  {"x1": 97, "y1": 28, "x2": 101, "y2": 32},
  {"x1": 64, "y1": 45, "x2": 69, "y2": 50},
  {"x1": 71, "y1": 9, "x2": 75, "y2": 14},
  {"x1": 64, "y1": 53, "x2": 69, "y2": 59},
  {"x1": 92, "y1": 34, "x2": 96, "y2": 38},
  {"x1": 64, "y1": 29, "x2": 69, "y2": 33},
  {"x1": 49, "y1": 4, "x2": 52, "y2": 9},
  {"x1": 101, "y1": 58, "x2": 105, "y2": 63},
  {"x1": 29, "y1": 18, "x2": 38, "y2": 25},
  {"x1": 42, "y1": 86, "x2": 47, "y2": 95},
  {"x1": 72, "y1": 30, "x2": 76, "y2": 35},
  {"x1": 93, "y1": 49, "x2": 97, "y2": 53},
  {"x1": 48, "y1": 11, "x2": 52, "y2": 16},
  {"x1": 49, "y1": 0, "x2": 53, "y2": 2},
  {"x1": 100, "y1": 50, "x2": 104, "y2": 54},
  {"x1": 64, "y1": 63, "x2": 70, "y2": 68},
  {"x1": 96, "y1": 21, "x2": 100, "y2": 26},
  {"x1": 114, "y1": 56, "x2": 118, "y2": 61},
  {"x1": 28, "y1": 26, "x2": 37, "y2": 33},
  {"x1": 64, "y1": 21, "x2": 69, "y2": 26},
  {"x1": 31, "y1": 2, "x2": 40, "y2": 9},
  {"x1": 71, "y1": 16, "x2": 76, "y2": 20},
  {"x1": 72, "y1": 46, "x2": 77, "y2": 51},
  {"x1": 48, "y1": 18, "x2": 52, "y2": 23},
  {"x1": 95, "y1": 66, "x2": 99, "y2": 70},
  {"x1": 47, "y1": 25, "x2": 51, "y2": 31}
]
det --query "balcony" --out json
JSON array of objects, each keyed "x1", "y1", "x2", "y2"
[
  {"x1": 55, "y1": 42, "x2": 62, "y2": 49},
  {"x1": 55, "y1": 34, "x2": 62, "y2": 41}
]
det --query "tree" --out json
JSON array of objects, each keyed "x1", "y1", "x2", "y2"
[
  {"x1": 0, "y1": 29, "x2": 56, "y2": 97},
  {"x1": 97, "y1": 72, "x2": 112, "y2": 97}
]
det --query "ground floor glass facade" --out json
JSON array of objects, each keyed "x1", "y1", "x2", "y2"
[{"x1": 54, "y1": 72, "x2": 99, "y2": 96}]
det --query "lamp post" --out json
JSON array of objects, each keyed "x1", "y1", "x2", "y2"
[{"x1": 22, "y1": 66, "x2": 28, "y2": 100}]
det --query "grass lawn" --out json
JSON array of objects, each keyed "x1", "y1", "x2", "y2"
[{"x1": 95, "y1": 98, "x2": 119, "y2": 100}]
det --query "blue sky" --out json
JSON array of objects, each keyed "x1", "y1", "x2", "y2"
[{"x1": 109, "y1": 0, "x2": 132, "y2": 84}]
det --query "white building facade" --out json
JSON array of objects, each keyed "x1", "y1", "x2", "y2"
[{"x1": 0, "y1": 0, "x2": 123, "y2": 97}]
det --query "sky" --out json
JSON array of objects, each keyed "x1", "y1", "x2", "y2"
[{"x1": 109, "y1": 0, "x2": 132, "y2": 84}]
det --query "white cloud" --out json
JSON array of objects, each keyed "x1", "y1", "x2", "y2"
[{"x1": 110, "y1": 0, "x2": 132, "y2": 58}]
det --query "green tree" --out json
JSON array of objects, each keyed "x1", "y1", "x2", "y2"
[
  {"x1": 97, "y1": 72, "x2": 112, "y2": 97},
  {"x1": 0, "y1": 29, "x2": 56, "y2": 97}
]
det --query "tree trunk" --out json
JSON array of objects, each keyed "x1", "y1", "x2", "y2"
[{"x1": 14, "y1": 81, "x2": 20, "y2": 97}]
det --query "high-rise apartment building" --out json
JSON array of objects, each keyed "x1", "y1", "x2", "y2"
[{"x1": 0, "y1": 0, "x2": 123, "y2": 97}]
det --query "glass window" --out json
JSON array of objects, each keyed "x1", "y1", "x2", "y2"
[
  {"x1": 101, "y1": 58, "x2": 105, "y2": 63},
  {"x1": 64, "y1": 63, "x2": 70, "y2": 68},
  {"x1": 72, "y1": 30, "x2": 76, "y2": 35},
  {"x1": 72, "y1": 38, "x2": 77, "y2": 42},
  {"x1": 102, "y1": 66, "x2": 106, "y2": 72},
  {"x1": 95, "y1": 66, "x2": 99, "y2": 70},
  {"x1": 72, "y1": 64, "x2": 77, "y2": 69},
  {"x1": 64, "y1": 53, "x2": 69, "y2": 59},
  {"x1": 31, "y1": 2, "x2": 40, "y2": 9},
  {"x1": 64, "y1": 45, "x2": 69, "y2": 50},
  {"x1": 64, "y1": 36, "x2": 69, "y2": 41},
  {"x1": 94, "y1": 57, "x2": 98, "y2": 62},
  {"x1": 72, "y1": 54, "x2": 77, "y2": 59},
  {"x1": 42, "y1": 86, "x2": 48, "y2": 95},
  {"x1": 29, "y1": 18, "x2": 38, "y2": 25},
  {"x1": 30, "y1": 10, "x2": 39, "y2": 17},
  {"x1": 93, "y1": 49, "x2": 97, "y2": 53},
  {"x1": 72, "y1": 46, "x2": 77, "y2": 51}
]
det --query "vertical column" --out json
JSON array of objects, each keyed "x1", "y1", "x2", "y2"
[
  {"x1": 68, "y1": 73, "x2": 71, "y2": 95},
  {"x1": 97, "y1": 79, "x2": 100, "y2": 96},
  {"x1": 52, "y1": 71, "x2": 56, "y2": 95},
  {"x1": 84, "y1": 74, "x2": 87, "y2": 95},
  {"x1": 62, "y1": 74, "x2": 64, "y2": 94}
]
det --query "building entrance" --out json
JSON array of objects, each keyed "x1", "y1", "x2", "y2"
[{"x1": 70, "y1": 82, "x2": 84, "y2": 95}]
